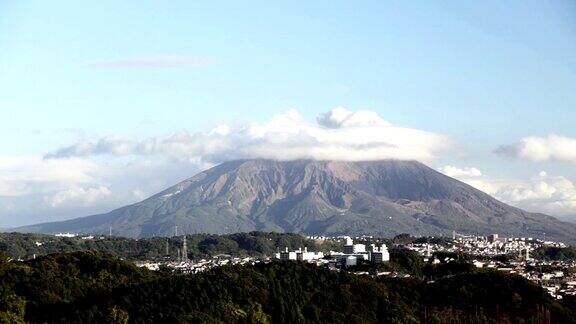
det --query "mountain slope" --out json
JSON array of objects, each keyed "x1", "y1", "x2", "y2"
[{"x1": 16, "y1": 159, "x2": 576, "y2": 242}]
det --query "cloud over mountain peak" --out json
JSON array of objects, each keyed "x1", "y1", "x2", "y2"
[{"x1": 45, "y1": 108, "x2": 451, "y2": 163}]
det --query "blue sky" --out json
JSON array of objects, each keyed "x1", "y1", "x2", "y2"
[{"x1": 1, "y1": 1, "x2": 576, "y2": 226}]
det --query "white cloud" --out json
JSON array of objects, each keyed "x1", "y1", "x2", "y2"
[
  {"x1": 439, "y1": 165, "x2": 498, "y2": 195},
  {"x1": 46, "y1": 185, "x2": 112, "y2": 208},
  {"x1": 496, "y1": 173, "x2": 576, "y2": 216},
  {"x1": 132, "y1": 189, "x2": 147, "y2": 201},
  {"x1": 440, "y1": 165, "x2": 576, "y2": 216},
  {"x1": 496, "y1": 134, "x2": 576, "y2": 163},
  {"x1": 439, "y1": 165, "x2": 482, "y2": 178},
  {"x1": 0, "y1": 155, "x2": 206, "y2": 226},
  {"x1": 0, "y1": 156, "x2": 97, "y2": 197},
  {"x1": 317, "y1": 107, "x2": 391, "y2": 128},
  {"x1": 45, "y1": 108, "x2": 451, "y2": 163}
]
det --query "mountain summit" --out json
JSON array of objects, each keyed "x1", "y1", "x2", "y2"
[{"x1": 17, "y1": 159, "x2": 576, "y2": 242}]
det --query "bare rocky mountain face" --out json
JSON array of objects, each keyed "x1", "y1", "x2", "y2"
[{"x1": 17, "y1": 159, "x2": 576, "y2": 242}]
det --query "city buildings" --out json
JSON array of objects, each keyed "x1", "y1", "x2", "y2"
[
  {"x1": 487, "y1": 234, "x2": 499, "y2": 243},
  {"x1": 278, "y1": 247, "x2": 324, "y2": 261},
  {"x1": 369, "y1": 244, "x2": 390, "y2": 263},
  {"x1": 327, "y1": 237, "x2": 390, "y2": 267},
  {"x1": 137, "y1": 232, "x2": 574, "y2": 300},
  {"x1": 275, "y1": 237, "x2": 389, "y2": 267}
]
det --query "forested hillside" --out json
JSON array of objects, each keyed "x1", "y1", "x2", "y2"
[
  {"x1": 0, "y1": 232, "x2": 340, "y2": 261},
  {"x1": 1, "y1": 250, "x2": 575, "y2": 323}
]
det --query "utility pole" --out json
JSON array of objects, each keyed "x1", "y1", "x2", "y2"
[{"x1": 182, "y1": 234, "x2": 188, "y2": 262}]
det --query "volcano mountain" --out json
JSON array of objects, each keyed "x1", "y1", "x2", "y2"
[{"x1": 16, "y1": 159, "x2": 576, "y2": 242}]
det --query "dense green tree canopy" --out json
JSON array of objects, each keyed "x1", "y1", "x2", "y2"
[
  {"x1": 0, "y1": 232, "x2": 341, "y2": 261},
  {"x1": 0, "y1": 251, "x2": 574, "y2": 323}
]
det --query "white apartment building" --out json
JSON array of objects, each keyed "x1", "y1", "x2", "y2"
[
  {"x1": 278, "y1": 247, "x2": 324, "y2": 261},
  {"x1": 369, "y1": 244, "x2": 390, "y2": 263}
]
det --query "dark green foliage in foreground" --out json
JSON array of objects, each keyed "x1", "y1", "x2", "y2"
[
  {"x1": 0, "y1": 251, "x2": 158, "y2": 322},
  {"x1": 533, "y1": 246, "x2": 576, "y2": 261},
  {"x1": 0, "y1": 231, "x2": 341, "y2": 261},
  {"x1": 1, "y1": 251, "x2": 576, "y2": 323},
  {"x1": 346, "y1": 248, "x2": 477, "y2": 282}
]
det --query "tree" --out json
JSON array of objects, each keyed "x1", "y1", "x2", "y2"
[
  {"x1": 106, "y1": 305, "x2": 129, "y2": 324},
  {"x1": 246, "y1": 303, "x2": 271, "y2": 324},
  {"x1": 0, "y1": 290, "x2": 26, "y2": 324}
]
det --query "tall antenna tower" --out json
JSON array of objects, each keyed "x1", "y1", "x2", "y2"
[
  {"x1": 182, "y1": 235, "x2": 188, "y2": 262},
  {"x1": 109, "y1": 226, "x2": 112, "y2": 237}
]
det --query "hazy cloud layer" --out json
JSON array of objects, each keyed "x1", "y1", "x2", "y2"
[
  {"x1": 0, "y1": 155, "x2": 206, "y2": 227},
  {"x1": 0, "y1": 156, "x2": 116, "y2": 226},
  {"x1": 46, "y1": 108, "x2": 451, "y2": 163},
  {"x1": 86, "y1": 55, "x2": 214, "y2": 68},
  {"x1": 440, "y1": 166, "x2": 576, "y2": 217},
  {"x1": 46, "y1": 185, "x2": 112, "y2": 208},
  {"x1": 496, "y1": 134, "x2": 576, "y2": 163},
  {"x1": 0, "y1": 156, "x2": 97, "y2": 197}
]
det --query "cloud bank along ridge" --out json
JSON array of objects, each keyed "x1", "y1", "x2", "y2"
[
  {"x1": 45, "y1": 108, "x2": 452, "y2": 163},
  {"x1": 440, "y1": 166, "x2": 576, "y2": 217}
]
